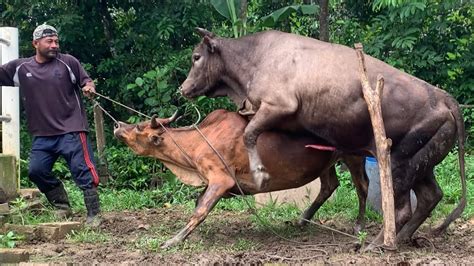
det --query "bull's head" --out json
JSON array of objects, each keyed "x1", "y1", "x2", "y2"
[
  {"x1": 113, "y1": 111, "x2": 179, "y2": 157},
  {"x1": 180, "y1": 28, "x2": 224, "y2": 98}
]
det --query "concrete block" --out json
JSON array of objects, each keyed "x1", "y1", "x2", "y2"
[
  {"x1": 0, "y1": 202, "x2": 9, "y2": 214},
  {"x1": 0, "y1": 248, "x2": 30, "y2": 263},
  {"x1": 0, "y1": 155, "x2": 18, "y2": 200},
  {"x1": 37, "y1": 225, "x2": 60, "y2": 241},
  {"x1": 255, "y1": 179, "x2": 321, "y2": 210},
  {"x1": 19, "y1": 188, "x2": 41, "y2": 200},
  {"x1": 4, "y1": 222, "x2": 82, "y2": 241},
  {"x1": 38, "y1": 222, "x2": 82, "y2": 241},
  {"x1": 3, "y1": 224, "x2": 37, "y2": 241}
]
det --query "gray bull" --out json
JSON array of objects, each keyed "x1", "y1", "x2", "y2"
[{"x1": 180, "y1": 28, "x2": 466, "y2": 246}]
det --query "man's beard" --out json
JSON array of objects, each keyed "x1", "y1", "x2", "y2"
[{"x1": 39, "y1": 48, "x2": 59, "y2": 60}]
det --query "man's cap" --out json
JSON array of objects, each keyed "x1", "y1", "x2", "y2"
[{"x1": 33, "y1": 24, "x2": 58, "y2": 40}]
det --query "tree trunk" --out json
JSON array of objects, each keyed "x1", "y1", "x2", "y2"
[
  {"x1": 355, "y1": 43, "x2": 397, "y2": 250},
  {"x1": 319, "y1": 0, "x2": 329, "y2": 42},
  {"x1": 98, "y1": 0, "x2": 117, "y2": 57}
]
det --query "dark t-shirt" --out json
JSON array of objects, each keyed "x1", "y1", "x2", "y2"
[{"x1": 0, "y1": 53, "x2": 93, "y2": 136}]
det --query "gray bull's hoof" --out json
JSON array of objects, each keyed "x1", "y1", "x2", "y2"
[{"x1": 252, "y1": 165, "x2": 270, "y2": 190}]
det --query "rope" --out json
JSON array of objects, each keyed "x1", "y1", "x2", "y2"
[
  {"x1": 92, "y1": 91, "x2": 151, "y2": 119},
  {"x1": 93, "y1": 100, "x2": 118, "y2": 124}
]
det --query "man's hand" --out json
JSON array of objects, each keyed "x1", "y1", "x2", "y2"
[{"x1": 82, "y1": 84, "x2": 96, "y2": 99}]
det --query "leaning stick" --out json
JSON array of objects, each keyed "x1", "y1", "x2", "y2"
[{"x1": 354, "y1": 43, "x2": 397, "y2": 250}]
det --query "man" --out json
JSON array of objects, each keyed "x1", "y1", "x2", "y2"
[{"x1": 0, "y1": 24, "x2": 101, "y2": 226}]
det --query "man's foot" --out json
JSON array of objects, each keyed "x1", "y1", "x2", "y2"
[
  {"x1": 53, "y1": 208, "x2": 72, "y2": 220},
  {"x1": 85, "y1": 214, "x2": 102, "y2": 228}
]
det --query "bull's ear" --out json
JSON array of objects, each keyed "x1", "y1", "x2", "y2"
[
  {"x1": 195, "y1": 27, "x2": 215, "y2": 38},
  {"x1": 150, "y1": 115, "x2": 159, "y2": 129},
  {"x1": 150, "y1": 135, "x2": 163, "y2": 146},
  {"x1": 203, "y1": 36, "x2": 217, "y2": 53}
]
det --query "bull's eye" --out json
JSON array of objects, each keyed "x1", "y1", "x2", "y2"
[
  {"x1": 193, "y1": 53, "x2": 201, "y2": 62},
  {"x1": 135, "y1": 124, "x2": 143, "y2": 131}
]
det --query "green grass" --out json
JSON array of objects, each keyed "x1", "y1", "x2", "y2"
[
  {"x1": 66, "y1": 228, "x2": 111, "y2": 244},
  {"x1": 433, "y1": 151, "x2": 474, "y2": 220}
]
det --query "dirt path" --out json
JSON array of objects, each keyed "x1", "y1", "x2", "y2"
[{"x1": 17, "y1": 208, "x2": 474, "y2": 264}]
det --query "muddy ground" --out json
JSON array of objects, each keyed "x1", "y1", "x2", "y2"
[{"x1": 17, "y1": 207, "x2": 474, "y2": 264}]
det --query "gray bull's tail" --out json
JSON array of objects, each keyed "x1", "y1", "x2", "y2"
[{"x1": 433, "y1": 97, "x2": 467, "y2": 235}]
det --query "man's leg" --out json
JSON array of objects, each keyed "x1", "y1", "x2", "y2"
[
  {"x1": 60, "y1": 132, "x2": 101, "y2": 226},
  {"x1": 29, "y1": 136, "x2": 72, "y2": 219}
]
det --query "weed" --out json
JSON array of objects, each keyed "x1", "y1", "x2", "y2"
[
  {"x1": 67, "y1": 228, "x2": 110, "y2": 243},
  {"x1": 0, "y1": 231, "x2": 24, "y2": 248},
  {"x1": 8, "y1": 198, "x2": 29, "y2": 225},
  {"x1": 357, "y1": 231, "x2": 368, "y2": 246}
]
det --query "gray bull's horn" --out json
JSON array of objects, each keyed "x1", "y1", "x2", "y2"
[{"x1": 195, "y1": 27, "x2": 215, "y2": 38}]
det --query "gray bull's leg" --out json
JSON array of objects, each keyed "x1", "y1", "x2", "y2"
[
  {"x1": 396, "y1": 170, "x2": 442, "y2": 242},
  {"x1": 395, "y1": 118, "x2": 455, "y2": 242},
  {"x1": 298, "y1": 166, "x2": 339, "y2": 226},
  {"x1": 161, "y1": 182, "x2": 230, "y2": 249},
  {"x1": 244, "y1": 102, "x2": 297, "y2": 190}
]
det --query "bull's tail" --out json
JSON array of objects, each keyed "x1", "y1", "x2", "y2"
[{"x1": 432, "y1": 96, "x2": 467, "y2": 235}]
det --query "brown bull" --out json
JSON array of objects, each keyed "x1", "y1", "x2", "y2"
[
  {"x1": 114, "y1": 109, "x2": 368, "y2": 248},
  {"x1": 179, "y1": 29, "x2": 466, "y2": 246}
]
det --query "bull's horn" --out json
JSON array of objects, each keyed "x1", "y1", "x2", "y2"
[
  {"x1": 150, "y1": 115, "x2": 159, "y2": 129},
  {"x1": 195, "y1": 27, "x2": 215, "y2": 38},
  {"x1": 192, "y1": 106, "x2": 201, "y2": 127},
  {"x1": 164, "y1": 110, "x2": 179, "y2": 125}
]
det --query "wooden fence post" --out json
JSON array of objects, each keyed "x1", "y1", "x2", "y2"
[
  {"x1": 93, "y1": 103, "x2": 110, "y2": 184},
  {"x1": 354, "y1": 43, "x2": 397, "y2": 250}
]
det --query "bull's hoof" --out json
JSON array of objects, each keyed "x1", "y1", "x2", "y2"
[
  {"x1": 352, "y1": 223, "x2": 365, "y2": 235},
  {"x1": 297, "y1": 219, "x2": 307, "y2": 227},
  {"x1": 252, "y1": 166, "x2": 270, "y2": 190},
  {"x1": 296, "y1": 218, "x2": 309, "y2": 227}
]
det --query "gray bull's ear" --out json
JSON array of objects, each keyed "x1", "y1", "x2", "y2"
[
  {"x1": 195, "y1": 27, "x2": 215, "y2": 38},
  {"x1": 203, "y1": 36, "x2": 217, "y2": 53}
]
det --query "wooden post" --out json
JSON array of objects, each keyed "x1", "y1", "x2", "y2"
[
  {"x1": 354, "y1": 43, "x2": 397, "y2": 249},
  {"x1": 93, "y1": 103, "x2": 110, "y2": 184}
]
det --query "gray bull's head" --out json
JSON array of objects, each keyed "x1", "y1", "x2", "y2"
[{"x1": 180, "y1": 28, "x2": 224, "y2": 98}]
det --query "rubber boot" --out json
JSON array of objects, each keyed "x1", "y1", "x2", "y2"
[
  {"x1": 44, "y1": 183, "x2": 72, "y2": 219},
  {"x1": 83, "y1": 187, "x2": 101, "y2": 228}
]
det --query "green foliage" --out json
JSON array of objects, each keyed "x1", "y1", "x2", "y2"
[
  {"x1": 211, "y1": 0, "x2": 243, "y2": 37},
  {"x1": 104, "y1": 146, "x2": 159, "y2": 190},
  {"x1": 260, "y1": 4, "x2": 319, "y2": 28},
  {"x1": 0, "y1": 231, "x2": 24, "y2": 248},
  {"x1": 357, "y1": 230, "x2": 368, "y2": 247},
  {"x1": 434, "y1": 151, "x2": 474, "y2": 220}
]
